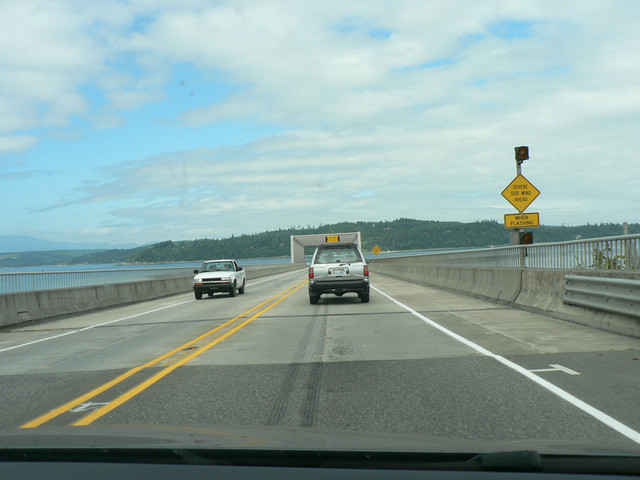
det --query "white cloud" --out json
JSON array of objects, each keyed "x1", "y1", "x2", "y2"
[
  {"x1": 2, "y1": 0, "x2": 640, "y2": 243},
  {"x1": 0, "y1": 135, "x2": 38, "y2": 154}
]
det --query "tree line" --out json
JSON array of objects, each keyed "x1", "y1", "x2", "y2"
[{"x1": 66, "y1": 218, "x2": 638, "y2": 265}]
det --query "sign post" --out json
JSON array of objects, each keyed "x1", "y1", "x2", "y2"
[{"x1": 501, "y1": 146, "x2": 541, "y2": 266}]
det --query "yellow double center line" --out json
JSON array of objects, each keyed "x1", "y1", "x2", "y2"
[{"x1": 21, "y1": 278, "x2": 308, "y2": 428}]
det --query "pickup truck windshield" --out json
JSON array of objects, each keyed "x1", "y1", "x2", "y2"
[{"x1": 202, "y1": 262, "x2": 234, "y2": 272}]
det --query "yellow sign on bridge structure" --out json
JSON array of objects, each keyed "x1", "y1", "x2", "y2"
[
  {"x1": 504, "y1": 212, "x2": 540, "y2": 229},
  {"x1": 501, "y1": 174, "x2": 540, "y2": 213}
]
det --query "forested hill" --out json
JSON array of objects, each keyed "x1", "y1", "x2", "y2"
[{"x1": 66, "y1": 219, "x2": 638, "y2": 265}]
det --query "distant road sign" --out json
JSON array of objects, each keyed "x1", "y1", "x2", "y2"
[
  {"x1": 372, "y1": 245, "x2": 381, "y2": 255},
  {"x1": 504, "y1": 212, "x2": 540, "y2": 228},
  {"x1": 325, "y1": 235, "x2": 340, "y2": 243},
  {"x1": 501, "y1": 174, "x2": 540, "y2": 213}
]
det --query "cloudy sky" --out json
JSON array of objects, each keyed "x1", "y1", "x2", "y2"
[{"x1": 1, "y1": 0, "x2": 639, "y2": 246}]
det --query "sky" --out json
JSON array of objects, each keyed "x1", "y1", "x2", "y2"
[{"x1": 1, "y1": 0, "x2": 639, "y2": 246}]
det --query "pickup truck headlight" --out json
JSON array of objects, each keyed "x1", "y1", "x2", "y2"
[{"x1": 221, "y1": 277, "x2": 231, "y2": 282}]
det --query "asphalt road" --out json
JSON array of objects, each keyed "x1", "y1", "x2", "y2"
[{"x1": 1, "y1": 270, "x2": 640, "y2": 449}]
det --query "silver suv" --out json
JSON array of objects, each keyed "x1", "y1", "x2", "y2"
[{"x1": 308, "y1": 243, "x2": 370, "y2": 304}]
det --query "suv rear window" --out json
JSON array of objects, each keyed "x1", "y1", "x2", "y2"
[{"x1": 315, "y1": 246, "x2": 363, "y2": 264}]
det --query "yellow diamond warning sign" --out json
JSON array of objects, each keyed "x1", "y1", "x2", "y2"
[
  {"x1": 504, "y1": 212, "x2": 540, "y2": 229},
  {"x1": 501, "y1": 174, "x2": 540, "y2": 213}
]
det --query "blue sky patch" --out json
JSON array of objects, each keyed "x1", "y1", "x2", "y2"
[
  {"x1": 368, "y1": 27, "x2": 392, "y2": 39},
  {"x1": 352, "y1": 189, "x2": 375, "y2": 198},
  {"x1": 332, "y1": 18, "x2": 392, "y2": 39},
  {"x1": 130, "y1": 14, "x2": 155, "y2": 34},
  {"x1": 393, "y1": 58, "x2": 455, "y2": 73},
  {"x1": 488, "y1": 20, "x2": 535, "y2": 39},
  {"x1": 459, "y1": 33, "x2": 486, "y2": 48}
]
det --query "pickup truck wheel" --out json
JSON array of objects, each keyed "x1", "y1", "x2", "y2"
[
  {"x1": 229, "y1": 281, "x2": 237, "y2": 297},
  {"x1": 238, "y1": 279, "x2": 245, "y2": 294},
  {"x1": 194, "y1": 291, "x2": 203, "y2": 300},
  {"x1": 360, "y1": 293, "x2": 370, "y2": 303}
]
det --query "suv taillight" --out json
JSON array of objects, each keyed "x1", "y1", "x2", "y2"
[
  {"x1": 364, "y1": 265, "x2": 369, "y2": 276},
  {"x1": 308, "y1": 267, "x2": 314, "y2": 278}
]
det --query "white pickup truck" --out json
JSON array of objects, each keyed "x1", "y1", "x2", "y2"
[{"x1": 192, "y1": 259, "x2": 246, "y2": 299}]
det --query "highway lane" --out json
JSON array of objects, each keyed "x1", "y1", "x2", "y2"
[{"x1": 1, "y1": 270, "x2": 640, "y2": 449}]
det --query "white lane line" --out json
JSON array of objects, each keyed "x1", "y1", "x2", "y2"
[
  {"x1": 76, "y1": 300, "x2": 194, "y2": 332},
  {"x1": 372, "y1": 285, "x2": 640, "y2": 446},
  {"x1": 0, "y1": 300, "x2": 193, "y2": 354},
  {"x1": 0, "y1": 269, "x2": 305, "y2": 355},
  {"x1": 0, "y1": 330, "x2": 80, "y2": 354},
  {"x1": 530, "y1": 364, "x2": 581, "y2": 375}
]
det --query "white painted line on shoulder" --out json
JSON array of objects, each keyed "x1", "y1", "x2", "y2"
[
  {"x1": 77, "y1": 300, "x2": 194, "y2": 331},
  {"x1": 0, "y1": 299, "x2": 193, "y2": 354},
  {"x1": 530, "y1": 364, "x2": 581, "y2": 375},
  {"x1": 372, "y1": 285, "x2": 640, "y2": 446},
  {"x1": 550, "y1": 364, "x2": 581, "y2": 375},
  {"x1": 0, "y1": 330, "x2": 79, "y2": 354}
]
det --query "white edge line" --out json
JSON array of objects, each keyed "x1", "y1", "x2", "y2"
[
  {"x1": 0, "y1": 330, "x2": 79, "y2": 353},
  {"x1": 0, "y1": 268, "x2": 305, "y2": 354},
  {"x1": 372, "y1": 285, "x2": 640, "y2": 446},
  {"x1": 76, "y1": 300, "x2": 194, "y2": 331}
]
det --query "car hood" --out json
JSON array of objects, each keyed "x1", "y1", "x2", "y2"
[{"x1": 2, "y1": 424, "x2": 640, "y2": 456}]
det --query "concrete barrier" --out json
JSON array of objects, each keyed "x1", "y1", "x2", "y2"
[
  {"x1": 369, "y1": 259, "x2": 640, "y2": 338},
  {"x1": 369, "y1": 262, "x2": 522, "y2": 305},
  {"x1": 0, "y1": 264, "x2": 302, "y2": 329}
]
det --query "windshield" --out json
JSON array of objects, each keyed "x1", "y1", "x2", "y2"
[
  {"x1": 2, "y1": 0, "x2": 640, "y2": 471},
  {"x1": 201, "y1": 262, "x2": 234, "y2": 272}
]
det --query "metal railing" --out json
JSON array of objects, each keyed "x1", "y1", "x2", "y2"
[
  {"x1": 526, "y1": 234, "x2": 640, "y2": 270},
  {"x1": 2, "y1": 235, "x2": 638, "y2": 294},
  {"x1": 0, "y1": 267, "x2": 195, "y2": 294},
  {"x1": 374, "y1": 234, "x2": 640, "y2": 270}
]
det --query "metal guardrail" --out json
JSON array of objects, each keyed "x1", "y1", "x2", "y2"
[
  {"x1": 0, "y1": 267, "x2": 195, "y2": 294},
  {"x1": 388, "y1": 234, "x2": 640, "y2": 270},
  {"x1": 563, "y1": 274, "x2": 640, "y2": 319}
]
